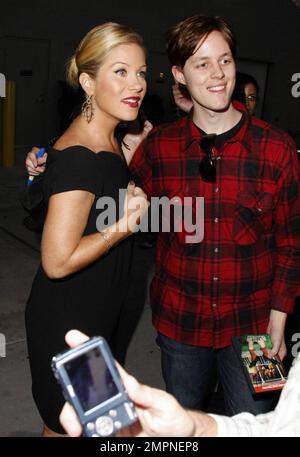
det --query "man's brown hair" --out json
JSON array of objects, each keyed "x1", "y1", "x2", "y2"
[{"x1": 166, "y1": 15, "x2": 236, "y2": 68}]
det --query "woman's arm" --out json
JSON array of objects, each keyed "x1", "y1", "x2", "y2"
[{"x1": 42, "y1": 183, "x2": 148, "y2": 279}]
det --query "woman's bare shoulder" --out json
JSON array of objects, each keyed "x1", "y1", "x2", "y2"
[{"x1": 53, "y1": 133, "x2": 81, "y2": 151}]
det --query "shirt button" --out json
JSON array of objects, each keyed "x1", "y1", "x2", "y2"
[
  {"x1": 212, "y1": 303, "x2": 217, "y2": 308},
  {"x1": 213, "y1": 277, "x2": 219, "y2": 281},
  {"x1": 214, "y1": 218, "x2": 219, "y2": 223},
  {"x1": 214, "y1": 248, "x2": 219, "y2": 253},
  {"x1": 215, "y1": 187, "x2": 219, "y2": 193}
]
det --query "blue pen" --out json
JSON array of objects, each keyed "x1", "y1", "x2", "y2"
[{"x1": 27, "y1": 147, "x2": 46, "y2": 186}]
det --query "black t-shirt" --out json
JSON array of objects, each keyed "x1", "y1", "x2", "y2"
[{"x1": 197, "y1": 113, "x2": 246, "y2": 150}]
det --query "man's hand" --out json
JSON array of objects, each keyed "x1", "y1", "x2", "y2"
[
  {"x1": 25, "y1": 146, "x2": 47, "y2": 175},
  {"x1": 59, "y1": 330, "x2": 213, "y2": 437},
  {"x1": 118, "y1": 370, "x2": 196, "y2": 437},
  {"x1": 122, "y1": 120, "x2": 153, "y2": 165},
  {"x1": 267, "y1": 309, "x2": 287, "y2": 360}
]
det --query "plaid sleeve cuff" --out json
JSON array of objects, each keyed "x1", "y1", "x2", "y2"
[{"x1": 270, "y1": 296, "x2": 295, "y2": 314}]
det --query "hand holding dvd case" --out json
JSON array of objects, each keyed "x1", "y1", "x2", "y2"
[{"x1": 232, "y1": 334, "x2": 287, "y2": 394}]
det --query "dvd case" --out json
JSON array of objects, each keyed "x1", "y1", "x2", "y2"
[{"x1": 231, "y1": 334, "x2": 287, "y2": 394}]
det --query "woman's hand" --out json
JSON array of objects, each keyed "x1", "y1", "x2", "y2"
[
  {"x1": 25, "y1": 146, "x2": 48, "y2": 175},
  {"x1": 118, "y1": 181, "x2": 149, "y2": 234}
]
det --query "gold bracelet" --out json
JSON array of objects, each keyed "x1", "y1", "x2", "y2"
[{"x1": 100, "y1": 231, "x2": 113, "y2": 253}]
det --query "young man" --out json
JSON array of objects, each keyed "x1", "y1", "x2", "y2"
[{"x1": 127, "y1": 15, "x2": 300, "y2": 415}]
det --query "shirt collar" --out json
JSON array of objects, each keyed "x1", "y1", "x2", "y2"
[{"x1": 183, "y1": 100, "x2": 252, "y2": 151}]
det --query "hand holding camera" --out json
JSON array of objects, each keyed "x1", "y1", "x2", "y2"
[
  {"x1": 52, "y1": 334, "x2": 138, "y2": 437},
  {"x1": 57, "y1": 330, "x2": 199, "y2": 438}
]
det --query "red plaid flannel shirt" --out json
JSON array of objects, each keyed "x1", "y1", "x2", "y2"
[{"x1": 130, "y1": 102, "x2": 300, "y2": 347}]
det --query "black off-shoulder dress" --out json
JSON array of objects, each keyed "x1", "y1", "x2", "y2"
[{"x1": 25, "y1": 146, "x2": 133, "y2": 433}]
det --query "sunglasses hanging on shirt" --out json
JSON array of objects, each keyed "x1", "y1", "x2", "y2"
[{"x1": 199, "y1": 133, "x2": 217, "y2": 183}]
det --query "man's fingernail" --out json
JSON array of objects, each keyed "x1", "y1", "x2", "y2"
[{"x1": 129, "y1": 180, "x2": 135, "y2": 185}]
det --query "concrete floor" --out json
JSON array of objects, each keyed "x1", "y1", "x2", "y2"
[{"x1": 0, "y1": 149, "x2": 164, "y2": 437}]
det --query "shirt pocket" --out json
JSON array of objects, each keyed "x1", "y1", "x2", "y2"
[{"x1": 233, "y1": 190, "x2": 275, "y2": 245}]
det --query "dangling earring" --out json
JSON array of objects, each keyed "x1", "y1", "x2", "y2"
[{"x1": 81, "y1": 94, "x2": 94, "y2": 123}]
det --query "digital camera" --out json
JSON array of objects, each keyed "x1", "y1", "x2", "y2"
[{"x1": 52, "y1": 336, "x2": 138, "y2": 437}]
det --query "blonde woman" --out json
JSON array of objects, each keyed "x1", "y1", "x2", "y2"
[{"x1": 25, "y1": 23, "x2": 149, "y2": 437}]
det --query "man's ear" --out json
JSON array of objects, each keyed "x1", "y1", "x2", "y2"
[
  {"x1": 172, "y1": 65, "x2": 186, "y2": 86},
  {"x1": 79, "y1": 73, "x2": 94, "y2": 96}
]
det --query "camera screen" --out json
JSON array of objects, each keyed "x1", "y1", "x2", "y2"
[{"x1": 65, "y1": 347, "x2": 119, "y2": 412}]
